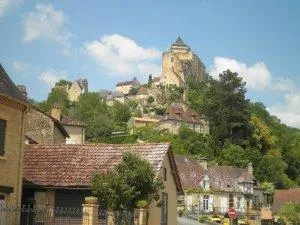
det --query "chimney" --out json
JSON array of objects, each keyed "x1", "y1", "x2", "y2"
[
  {"x1": 51, "y1": 104, "x2": 61, "y2": 121},
  {"x1": 198, "y1": 159, "x2": 208, "y2": 170},
  {"x1": 248, "y1": 163, "x2": 253, "y2": 177},
  {"x1": 17, "y1": 85, "x2": 27, "y2": 99}
]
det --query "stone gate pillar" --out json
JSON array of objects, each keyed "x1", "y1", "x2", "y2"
[{"x1": 82, "y1": 196, "x2": 98, "y2": 225}]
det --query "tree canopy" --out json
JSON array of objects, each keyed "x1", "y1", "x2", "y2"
[{"x1": 91, "y1": 152, "x2": 163, "y2": 211}]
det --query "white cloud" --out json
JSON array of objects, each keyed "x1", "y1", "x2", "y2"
[
  {"x1": 209, "y1": 57, "x2": 272, "y2": 90},
  {"x1": 268, "y1": 92, "x2": 300, "y2": 128},
  {"x1": 0, "y1": 0, "x2": 22, "y2": 18},
  {"x1": 22, "y1": 3, "x2": 72, "y2": 45},
  {"x1": 209, "y1": 57, "x2": 296, "y2": 93},
  {"x1": 83, "y1": 34, "x2": 161, "y2": 77},
  {"x1": 39, "y1": 67, "x2": 67, "y2": 87},
  {"x1": 13, "y1": 60, "x2": 29, "y2": 73}
]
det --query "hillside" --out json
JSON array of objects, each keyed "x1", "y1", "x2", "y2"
[{"x1": 37, "y1": 70, "x2": 300, "y2": 188}]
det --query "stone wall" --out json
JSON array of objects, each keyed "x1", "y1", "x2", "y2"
[
  {"x1": 64, "y1": 124, "x2": 85, "y2": 144},
  {"x1": 25, "y1": 108, "x2": 66, "y2": 144},
  {"x1": 68, "y1": 81, "x2": 82, "y2": 102},
  {"x1": 0, "y1": 98, "x2": 26, "y2": 206}
]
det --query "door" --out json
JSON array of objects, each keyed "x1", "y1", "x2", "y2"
[{"x1": 161, "y1": 193, "x2": 168, "y2": 225}]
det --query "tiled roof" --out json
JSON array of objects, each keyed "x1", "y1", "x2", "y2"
[
  {"x1": 0, "y1": 64, "x2": 28, "y2": 105},
  {"x1": 160, "y1": 103, "x2": 206, "y2": 124},
  {"x1": 24, "y1": 143, "x2": 182, "y2": 193},
  {"x1": 273, "y1": 188, "x2": 300, "y2": 214},
  {"x1": 116, "y1": 77, "x2": 139, "y2": 87},
  {"x1": 116, "y1": 80, "x2": 134, "y2": 86},
  {"x1": 175, "y1": 155, "x2": 253, "y2": 192},
  {"x1": 172, "y1": 37, "x2": 187, "y2": 47},
  {"x1": 61, "y1": 116, "x2": 85, "y2": 127},
  {"x1": 174, "y1": 156, "x2": 205, "y2": 189}
]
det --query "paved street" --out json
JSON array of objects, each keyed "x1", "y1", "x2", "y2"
[{"x1": 177, "y1": 217, "x2": 206, "y2": 225}]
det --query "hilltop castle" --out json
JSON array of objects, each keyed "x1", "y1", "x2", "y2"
[{"x1": 160, "y1": 37, "x2": 206, "y2": 87}]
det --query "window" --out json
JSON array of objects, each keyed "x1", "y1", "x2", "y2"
[
  {"x1": 191, "y1": 115, "x2": 196, "y2": 121},
  {"x1": 0, "y1": 119, "x2": 6, "y2": 156},
  {"x1": 171, "y1": 57, "x2": 174, "y2": 62},
  {"x1": 163, "y1": 167, "x2": 167, "y2": 182},
  {"x1": 161, "y1": 193, "x2": 168, "y2": 225},
  {"x1": 203, "y1": 179, "x2": 209, "y2": 190},
  {"x1": 236, "y1": 196, "x2": 244, "y2": 213},
  {"x1": 203, "y1": 195, "x2": 209, "y2": 211}
]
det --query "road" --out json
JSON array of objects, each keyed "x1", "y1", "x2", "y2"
[{"x1": 177, "y1": 217, "x2": 206, "y2": 225}]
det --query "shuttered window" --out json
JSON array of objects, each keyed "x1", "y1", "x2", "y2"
[{"x1": 0, "y1": 119, "x2": 6, "y2": 156}]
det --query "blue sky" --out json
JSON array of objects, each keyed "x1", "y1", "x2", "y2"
[{"x1": 1, "y1": 0, "x2": 300, "y2": 127}]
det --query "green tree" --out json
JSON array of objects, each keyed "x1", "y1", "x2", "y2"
[
  {"x1": 39, "y1": 88, "x2": 71, "y2": 115},
  {"x1": 219, "y1": 143, "x2": 249, "y2": 167},
  {"x1": 147, "y1": 96, "x2": 155, "y2": 104},
  {"x1": 110, "y1": 102, "x2": 131, "y2": 122},
  {"x1": 279, "y1": 203, "x2": 300, "y2": 225},
  {"x1": 72, "y1": 92, "x2": 113, "y2": 138},
  {"x1": 92, "y1": 152, "x2": 163, "y2": 211}
]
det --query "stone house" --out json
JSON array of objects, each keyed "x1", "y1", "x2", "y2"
[
  {"x1": 127, "y1": 117, "x2": 159, "y2": 132},
  {"x1": 105, "y1": 91, "x2": 129, "y2": 106},
  {"x1": 24, "y1": 105, "x2": 69, "y2": 144},
  {"x1": 23, "y1": 143, "x2": 183, "y2": 225},
  {"x1": 55, "y1": 79, "x2": 88, "y2": 102},
  {"x1": 158, "y1": 103, "x2": 209, "y2": 134},
  {"x1": 0, "y1": 64, "x2": 28, "y2": 207},
  {"x1": 160, "y1": 37, "x2": 206, "y2": 88},
  {"x1": 175, "y1": 156, "x2": 261, "y2": 221},
  {"x1": 115, "y1": 77, "x2": 140, "y2": 94},
  {"x1": 68, "y1": 79, "x2": 88, "y2": 101},
  {"x1": 151, "y1": 76, "x2": 161, "y2": 87},
  {"x1": 49, "y1": 104, "x2": 85, "y2": 144}
]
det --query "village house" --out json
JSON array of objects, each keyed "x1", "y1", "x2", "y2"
[
  {"x1": 55, "y1": 78, "x2": 88, "y2": 102},
  {"x1": 272, "y1": 188, "x2": 300, "y2": 220},
  {"x1": 23, "y1": 143, "x2": 183, "y2": 225},
  {"x1": 24, "y1": 104, "x2": 69, "y2": 144},
  {"x1": 115, "y1": 77, "x2": 140, "y2": 94},
  {"x1": 105, "y1": 91, "x2": 129, "y2": 106},
  {"x1": 0, "y1": 65, "x2": 28, "y2": 207},
  {"x1": 175, "y1": 156, "x2": 262, "y2": 222},
  {"x1": 49, "y1": 104, "x2": 86, "y2": 144},
  {"x1": 127, "y1": 117, "x2": 159, "y2": 132},
  {"x1": 158, "y1": 103, "x2": 209, "y2": 134},
  {"x1": 160, "y1": 37, "x2": 206, "y2": 88}
]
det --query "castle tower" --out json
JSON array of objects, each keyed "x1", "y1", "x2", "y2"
[{"x1": 160, "y1": 37, "x2": 206, "y2": 88}]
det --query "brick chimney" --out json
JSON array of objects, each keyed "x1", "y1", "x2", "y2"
[
  {"x1": 17, "y1": 85, "x2": 27, "y2": 99},
  {"x1": 248, "y1": 163, "x2": 253, "y2": 177},
  {"x1": 51, "y1": 104, "x2": 61, "y2": 121}
]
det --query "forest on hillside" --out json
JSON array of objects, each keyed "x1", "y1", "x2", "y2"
[{"x1": 35, "y1": 70, "x2": 300, "y2": 189}]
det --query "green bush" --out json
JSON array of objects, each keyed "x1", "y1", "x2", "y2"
[{"x1": 199, "y1": 215, "x2": 210, "y2": 222}]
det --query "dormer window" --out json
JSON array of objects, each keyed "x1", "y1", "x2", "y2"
[{"x1": 203, "y1": 176, "x2": 210, "y2": 190}]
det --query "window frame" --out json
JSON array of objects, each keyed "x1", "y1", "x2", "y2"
[{"x1": 0, "y1": 119, "x2": 7, "y2": 156}]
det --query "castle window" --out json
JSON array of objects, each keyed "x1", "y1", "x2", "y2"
[
  {"x1": 0, "y1": 119, "x2": 6, "y2": 156},
  {"x1": 171, "y1": 57, "x2": 174, "y2": 62}
]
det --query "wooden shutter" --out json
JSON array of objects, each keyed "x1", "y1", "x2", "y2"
[{"x1": 0, "y1": 119, "x2": 6, "y2": 155}]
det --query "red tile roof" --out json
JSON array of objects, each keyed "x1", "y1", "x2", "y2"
[
  {"x1": 61, "y1": 116, "x2": 86, "y2": 127},
  {"x1": 273, "y1": 188, "x2": 300, "y2": 214},
  {"x1": 175, "y1": 155, "x2": 253, "y2": 192},
  {"x1": 24, "y1": 143, "x2": 182, "y2": 193},
  {"x1": 160, "y1": 103, "x2": 207, "y2": 124}
]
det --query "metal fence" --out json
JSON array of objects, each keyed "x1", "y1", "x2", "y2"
[{"x1": 0, "y1": 205, "x2": 88, "y2": 225}]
